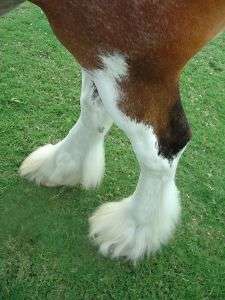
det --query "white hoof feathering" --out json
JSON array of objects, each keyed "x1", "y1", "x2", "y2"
[
  {"x1": 89, "y1": 187, "x2": 180, "y2": 262},
  {"x1": 19, "y1": 140, "x2": 105, "y2": 188}
]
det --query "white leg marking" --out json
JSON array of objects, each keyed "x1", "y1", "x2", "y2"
[
  {"x1": 89, "y1": 53, "x2": 183, "y2": 261},
  {"x1": 20, "y1": 70, "x2": 112, "y2": 188}
]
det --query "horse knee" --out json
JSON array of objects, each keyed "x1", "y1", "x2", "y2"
[
  {"x1": 158, "y1": 101, "x2": 191, "y2": 160},
  {"x1": 129, "y1": 100, "x2": 191, "y2": 174}
]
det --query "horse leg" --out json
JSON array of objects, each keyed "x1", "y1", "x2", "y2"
[
  {"x1": 89, "y1": 54, "x2": 191, "y2": 261},
  {"x1": 20, "y1": 69, "x2": 113, "y2": 188}
]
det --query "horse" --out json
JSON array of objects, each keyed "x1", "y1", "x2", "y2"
[{"x1": 1, "y1": 0, "x2": 225, "y2": 262}]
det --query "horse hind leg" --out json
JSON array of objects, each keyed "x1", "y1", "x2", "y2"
[{"x1": 20, "y1": 69, "x2": 113, "y2": 188}]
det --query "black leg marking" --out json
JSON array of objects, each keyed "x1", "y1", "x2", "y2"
[{"x1": 158, "y1": 100, "x2": 191, "y2": 160}]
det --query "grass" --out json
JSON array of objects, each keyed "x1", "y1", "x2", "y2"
[{"x1": 0, "y1": 3, "x2": 225, "y2": 299}]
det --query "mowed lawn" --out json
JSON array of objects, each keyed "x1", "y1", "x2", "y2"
[{"x1": 0, "y1": 3, "x2": 225, "y2": 299}]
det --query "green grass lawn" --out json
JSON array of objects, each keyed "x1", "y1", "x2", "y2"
[{"x1": 0, "y1": 3, "x2": 225, "y2": 299}]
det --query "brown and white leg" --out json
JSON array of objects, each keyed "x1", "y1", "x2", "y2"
[
  {"x1": 89, "y1": 54, "x2": 190, "y2": 261},
  {"x1": 20, "y1": 69, "x2": 113, "y2": 188}
]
